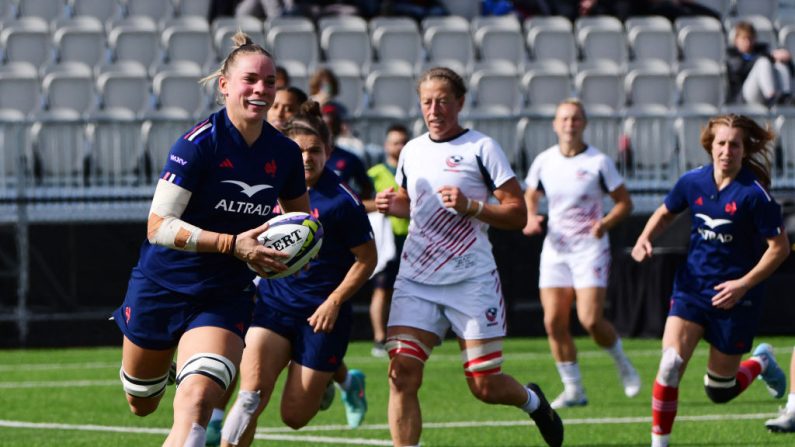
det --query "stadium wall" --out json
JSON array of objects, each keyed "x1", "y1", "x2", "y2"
[{"x1": 1, "y1": 215, "x2": 794, "y2": 348}]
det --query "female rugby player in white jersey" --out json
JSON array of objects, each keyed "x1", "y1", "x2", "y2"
[
  {"x1": 375, "y1": 66, "x2": 563, "y2": 447},
  {"x1": 523, "y1": 99, "x2": 640, "y2": 409},
  {"x1": 112, "y1": 33, "x2": 309, "y2": 446},
  {"x1": 632, "y1": 114, "x2": 790, "y2": 447}
]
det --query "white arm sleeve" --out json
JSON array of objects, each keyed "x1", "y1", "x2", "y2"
[{"x1": 148, "y1": 179, "x2": 203, "y2": 251}]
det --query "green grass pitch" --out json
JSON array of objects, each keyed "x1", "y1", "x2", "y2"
[{"x1": 1, "y1": 336, "x2": 794, "y2": 446}]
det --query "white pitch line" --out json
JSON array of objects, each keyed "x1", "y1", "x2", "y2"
[
  {"x1": 0, "y1": 347, "x2": 704, "y2": 372},
  {"x1": 0, "y1": 379, "x2": 119, "y2": 389}
]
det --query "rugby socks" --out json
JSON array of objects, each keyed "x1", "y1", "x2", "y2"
[
  {"x1": 520, "y1": 386, "x2": 541, "y2": 413},
  {"x1": 787, "y1": 392, "x2": 795, "y2": 413},
  {"x1": 184, "y1": 422, "x2": 207, "y2": 447},
  {"x1": 736, "y1": 359, "x2": 763, "y2": 392},
  {"x1": 651, "y1": 379, "x2": 678, "y2": 440},
  {"x1": 605, "y1": 338, "x2": 627, "y2": 363},
  {"x1": 555, "y1": 361, "x2": 584, "y2": 396},
  {"x1": 209, "y1": 408, "x2": 225, "y2": 424}
]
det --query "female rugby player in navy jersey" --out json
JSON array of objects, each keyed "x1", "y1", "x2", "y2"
[
  {"x1": 112, "y1": 33, "x2": 309, "y2": 446},
  {"x1": 220, "y1": 101, "x2": 377, "y2": 447},
  {"x1": 631, "y1": 114, "x2": 791, "y2": 447}
]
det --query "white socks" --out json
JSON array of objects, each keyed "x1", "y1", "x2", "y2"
[
  {"x1": 786, "y1": 392, "x2": 795, "y2": 413},
  {"x1": 521, "y1": 387, "x2": 541, "y2": 413},
  {"x1": 209, "y1": 408, "x2": 225, "y2": 423},
  {"x1": 556, "y1": 361, "x2": 583, "y2": 395}
]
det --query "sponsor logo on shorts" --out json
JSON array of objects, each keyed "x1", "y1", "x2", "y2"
[
  {"x1": 485, "y1": 307, "x2": 498, "y2": 323},
  {"x1": 124, "y1": 306, "x2": 131, "y2": 324},
  {"x1": 327, "y1": 355, "x2": 339, "y2": 366}
]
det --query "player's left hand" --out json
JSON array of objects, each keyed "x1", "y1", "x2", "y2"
[
  {"x1": 712, "y1": 279, "x2": 749, "y2": 309},
  {"x1": 590, "y1": 219, "x2": 605, "y2": 238},
  {"x1": 437, "y1": 186, "x2": 466, "y2": 214},
  {"x1": 308, "y1": 298, "x2": 340, "y2": 333}
]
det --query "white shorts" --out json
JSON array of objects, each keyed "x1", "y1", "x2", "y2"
[
  {"x1": 539, "y1": 238, "x2": 611, "y2": 289},
  {"x1": 388, "y1": 270, "x2": 507, "y2": 341}
]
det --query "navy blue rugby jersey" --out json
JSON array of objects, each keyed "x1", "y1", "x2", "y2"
[
  {"x1": 138, "y1": 108, "x2": 306, "y2": 296},
  {"x1": 664, "y1": 164, "x2": 783, "y2": 297},
  {"x1": 258, "y1": 167, "x2": 374, "y2": 317}
]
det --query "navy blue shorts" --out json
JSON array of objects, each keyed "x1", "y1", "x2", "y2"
[
  {"x1": 251, "y1": 303, "x2": 352, "y2": 372},
  {"x1": 669, "y1": 289, "x2": 763, "y2": 355},
  {"x1": 113, "y1": 268, "x2": 255, "y2": 350}
]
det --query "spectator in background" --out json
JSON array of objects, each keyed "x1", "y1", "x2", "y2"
[
  {"x1": 275, "y1": 65, "x2": 290, "y2": 90},
  {"x1": 321, "y1": 103, "x2": 374, "y2": 199},
  {"x1": 235, "y1": 0, "x2": 299, "y2": 19},
  {"x1": 727, "y1": 21, "x2": 794, "y2": 106},
  {"x1": 309, "y1": 67, "x2": 348, "y2": 117},
  {"x1": 362, "y1": 124, "x2": 411, "y2": 357},
  {"x1": 549, "y1": 0, "x2": 719, "y2": 23},
  {"x1": 379, "y1": 0, "x2": 448, "y2": 21}
]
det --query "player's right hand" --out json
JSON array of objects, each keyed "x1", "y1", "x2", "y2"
[
  {"x1": 522, "y1": 214, "x2": 544, "y2": 236},
  {"x1": 375, "y1": 187, "x2": 396, "y2": 214},
  {"x1": 631, "y1": 239, "x2": 653, "y2": 262}
]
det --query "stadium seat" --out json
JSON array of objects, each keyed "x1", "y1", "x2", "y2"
[
  {"x1": 151, "y1": 62, "x2": 206, "y2": 117},
  {"x1": 521, "y1": 60, "x2": 572, "y2": 111},
  {"x1": 68, "y1": 0, "x2": 120, "y2": 22},
  {"x1": 677, "y1": 25, "x2": 725, "y2": 66},
  {"x1": 0, "y1": 61, "x2": 40, "y2": 116},
  {"x1": 141, "y1": 108, "x2": 195, "y2": 182},
  {"x1": 674, "y1": 15, "x2": 723, "y2": 34},
  {"x1": 265, "y1": 17, "x2": 318, "y2": 77},
  {"x1": 212, "y1": 16, "x2": 264, "y2": 60},
  {"x1": 421, "y1": 16, "x2": 474, "y2": 74},
  {"x1": 321, "y1": 60, "x2": 364, "y2": 116},
  {"x1": 174, "y1": 0, "x2": 211, "y2": 19},
  {"x1": 27, "y1": 108, "x2": 88, "y2": 188},
  {"x1": 473, "y1": 23, "x2": 526, "y2": 71},
  {"x1": 574, "y1": 65, "x2": 625, "y2": 111},
  {"x1": 0, "y1": 16, "x2": 51, "y2": 67},
  {"x1": 319, "y1": 21, "x2": 371, "y2": 73},
  {"x1": 317, "y1": 14, "x2": 368, "y2": 34},
  {"x1": 85, "y1": 107, "x2": 147, "y2": 187},
  {"x1": 51, "y1": 16, "x2": 105, "y2": 67},
  {"x1": 523, "y1": 15, "x2": 572, "y2": 34},
  {"x1": 780, "y1": 25, "x2": 795, "y2": 59},
  {"x1": 526, "y1": 25, "x2": 577, "y2": 72},
  {"x1": 621, "y1": 104, "x2": 677, "y2": 191},
  {"x1": 363, "y1": 61, "x2": 417, "y2": 118},
  {"x1": 106, "y1": 16, "x2": 159, "y2": 69},
  {"x1": 774, "y1": 109, "x2": 795, "y2": 188},
  {"x1": 95, "y1": 60, "x2": 150, "y2": 115},
  {"x1": 576, "y1": 25, "x2": 628, "y2": 69},
  {"x1": 624, "y1": 15, "x2": 672, "y2": 33},
  {"x1": 278, "y1": 59, "x2": 309, "y2": 93},
  {"x1": 674, "y1": 103, "x2": 719, "y2": 172},
  {"x1": 40, "y1": 62, "x2": 95, "y2": 115},
  {"x1": 515, "y1": 115, "x2": 558, "y2": 175},
  {"x1": 691, "y1": 0, "x2": 732, "y2": 18},
  {"x1": 724, "y1": 15, "x2": 776, "y2": 47},
  {"x1": 734, "y1": 0, "x2": 777, "y2": 18},
  {"x1": 626, "y1": 20, "x2": 677, "y2": 67},
  {"x1": 159, "y1": 17, "x2": 214, "y2": 70},
  {"x1": 439, "y1": 0, "x2": 478, "y2": 19},
  {"x1": 468, "y1": 62, "x2": 522, "y2": 115},
  {"x1": 676, "y1": 61, "x2": 724, "y2": 106},
  {"x1": 13, "y1": 0, "x2": 65, "y2": 21},
  {"x1": 123, "y1": 0, "x2": 176, "y2": 21},
  {"x1": 369, "y1": 17, "x2": 422, "y2": 72},
  {"x1": 625, "y1": 63, "x2": 676, "y2": 108},
  {"x1": 0, "y1": 108, "x2": 27, "y2": 192},
  {"x1": 581, "y1": 106, "x2": 623, "y2": 159}
]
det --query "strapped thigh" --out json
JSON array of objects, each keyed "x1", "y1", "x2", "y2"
[
  {"x1": 385, "y1": 334, "x2": 432, "y2": 363},
  {"x1": 461, "y1": 340, "x2": 503, "y2": 377}
]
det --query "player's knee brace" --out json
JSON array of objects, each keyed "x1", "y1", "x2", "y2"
[
  {"x1": 385, "y1": 334, "x2": 431, "y2": 363},
  {"x1": 703, "y1": 371, "x2": 740, "y2": 404},
  {"x1": 461, "y1": 340, "x2": 504, "y2": 377},
  {"x1": 119, "y1": 366, "x2": 169, "y2": 399},
  {"x1": 220, "y1": 390, "x2": 260, "y2": 445},
  {"x1": 175, "y1": 353, "x2": 236, "y2": 390},
  {"x1": 657, "y1": 347, "x2": 684, "y2": 387}
]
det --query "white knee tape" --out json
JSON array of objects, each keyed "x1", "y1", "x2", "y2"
[
  {"x1": 183, "y1": 422, "x2": 206, "y2": 447},
  {"x1": 461, "y1": 340, "x2": 504, "y2": 377},
  {"x1": 657, "y1": 347, "x2": 683, "y2": 387},
  {"x1": 385, "y1": 335, "x2": 431, "y2": 363},
  {"x1": 176, "y1": 353, "x2": 236, "y2": 390},
  {"x1": 221, "y1": 390, "x2": 260, "y2": 445},
  {"x1": 119, "y1": 366, "x2": 168, "y2": 398}
]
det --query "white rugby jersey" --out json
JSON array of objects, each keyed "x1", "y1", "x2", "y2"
[
  {"x1": 395, "y1": 129, "x2": 516, "y2": 285},
  {"x1": 525, "y1": 145, "x2": 624, "y2": 253}
]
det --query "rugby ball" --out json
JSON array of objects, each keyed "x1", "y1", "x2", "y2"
[{"x1": 251, "y1": 212, "x2": 324, "y2": 279}]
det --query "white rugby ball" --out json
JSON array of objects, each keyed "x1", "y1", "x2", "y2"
[{"x1": 250, "y1": 212, "x2": 324, "y2": 279}]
